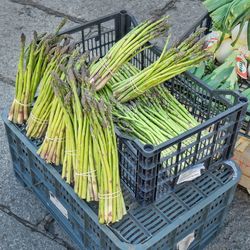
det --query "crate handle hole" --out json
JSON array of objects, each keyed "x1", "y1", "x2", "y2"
[
  {"x1": 239, "y1": 96, "x2": 248, "y2": 103},
  {"x1": 120, "y1": 10, "x2": 127, "y2": 14},
  {"x1": 143, "y1": 144, "x2": 154, "y2": 152}
]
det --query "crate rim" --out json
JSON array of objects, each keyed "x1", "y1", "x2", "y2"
[
  {"x1": 2, "y1": 108, "x2": 241, "y2": 249},
  {"x1": 116, "y1": 96, "x2": 247, "y2": 157}
]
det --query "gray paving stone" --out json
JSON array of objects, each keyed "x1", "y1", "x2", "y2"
[
  {"x1": 0, "y1": 211, "x2": 66, "y2": 250},
  {"x1": 0, "y1": 0, "x2": 75, "y2": 81},
  {"x1": 32, "y1": 0, "x2": 206, "y2": 47},
  {"x1": 207, "y1": 187, "x2": 250, "y2": 250}
]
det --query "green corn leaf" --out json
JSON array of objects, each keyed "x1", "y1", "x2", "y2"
[
  {"x1": 203, "y1": 0, "x2": 233, "y2": 13},
  {"x1": 206, "y1": 67, "x2": 235, "y2": 89},
  {"x1": 221, "y1": 68, "x2": 238, "y2": 91},
  {"x1": 210, "y1": 3, "x2": 231, "y2": 30},
  {"x1": 189, "y1": 67, "x2": 196, "y2": 74},
  {"x1": 231, "y1": 17, "x2": 247, "y2": 47},
  {"x1": 194, "y1": 62, "x2": 206, "y2": 78},
  {"x1": 228, "y1": 7, "x2": 250, "y2": 32},
  {"x1": 242, "y1": 88, "x2": 250, "y2": 97}
]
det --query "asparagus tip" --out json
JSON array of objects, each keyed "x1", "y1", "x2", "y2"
[{"x1": 21, "y1": 33, "x2": 26, "y2": 44}]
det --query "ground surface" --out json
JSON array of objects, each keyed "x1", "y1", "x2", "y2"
[{"x1": 0, "y1": 0, "x2": 249, "y2": 249}]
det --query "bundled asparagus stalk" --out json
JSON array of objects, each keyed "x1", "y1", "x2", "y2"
[
  {"x1": 8, "y1": 19, "x2": 68, "y2": 124},
  {"x1": 8, "y1": 32, "x2": 45, "y2": 124},
  {"x1": 37, "y1": 97, "x2": 65, "y2": 165},
  {"x1": 108, "y1": 62, "x2": 140, "y2": 86},
  {"x1": 89, "y1": 16, "x2": 170, "y2": 90},
  {"x1": 112, "y1": 84, "x2": 199, "y2": 151},
  {"x1": 26, "y1": 43, "x2": 73, "y2": 138},
  {"x1": 74, "y1": 60, "x2": 126, "y2": 223},
  {"x1": 96, "y1": 62, "x2": 140, "y2": 102},
  {"x1": 51, "y1": 55, "x2": 126, "y2": 223},
  {"x1": 113, "y1": 29, "x2": 210, "y2": 102},
  {"x1": 49, "y1": 50, "x2": 92, "y2": 185},
  {"x1": 84, "y1": 93, "x2": 126, "y2": 223},
  {"x1": 36, "y1": 48, "x2": 80, "y2": 166}
]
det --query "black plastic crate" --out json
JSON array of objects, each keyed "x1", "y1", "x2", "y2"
[
  {"x1": 7, "y1": 11, "x2": 248, "y2": 205},
  {"x1": 180, "y1": 13, "x2": 250, "y2": 138},
  {"x1": 3, "y1": 109, "x2": 241, "y2": 250},
  {"x1": 60, "y1": 10, "x2": 248, "y2": 204}
]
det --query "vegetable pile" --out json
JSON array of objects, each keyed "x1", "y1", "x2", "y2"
[
  {"x1": 190, "y1": 0, "x2": 250, "y2": 116},
  {"x1": 9, "y1": 17, "x2": 208, "y2": 224},
  {"x1": 204, "y1": 0, "x2": 250, "y2": 49}
]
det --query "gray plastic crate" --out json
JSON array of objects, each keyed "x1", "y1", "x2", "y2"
[{"x1": 3, "y1": 107, "x2": 241, "y2": 250}]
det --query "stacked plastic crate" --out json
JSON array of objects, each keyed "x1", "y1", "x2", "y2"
[
  {"x1": 181, "y1": 13, "x2": 250, "y2": 194},
  {"x1": 3, "y1": 11, "x2": 247, "y2": 250}
]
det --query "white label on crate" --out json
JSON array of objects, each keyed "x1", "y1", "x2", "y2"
[
  {"x1": 177, "y1": 163, "x2": 205, "y2": 184},
  {"x1": 49, "y1": 192, "x2": 68, "y2": 219},
  {"x1": 177, "y1": 232, "x2": 195, "y2": 250}
]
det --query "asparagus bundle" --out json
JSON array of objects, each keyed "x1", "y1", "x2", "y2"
[
  {"x1": 61, "y1": 53, "x2": 90, "y2": 184},
  {"x1": 26, "y1": 43, "x2": 73, "y2": 138},
  {"x1": 113, "y1": 29, "x2": 210, "y2": 102},
  {"x1": 89, "y1": 16, "x2": 170, "y2": 90},
  {"x1": 36, "y1": 50, "x2": 80, "y2": 166},
  {"x1": 8, "y1": 19, "x2": 68, "y2": 124},
  {"x1": 51, "y1": 55, "x2": 126, "y2": 223},
  {"x1": 113, "y1": 84, "x2": 199, "y2": 150},
  {"x1": 8, "y1": 33, "x2": 45, "y2": 124},
  {"x1": 63, "y1": 56, "x2": 97, "y2": 192},
  {"x1": 36, "y1": 98, "x2": 66, "y2": 165},
  {"x1": 49, "y1": 51, "x2": 94, "y2": 186},
  {"x1": 85, "y1": 93, "x2": 126, "y2": 223},
  {"x1": 95, "y1": 62, "x2": 140, "y2": 102},
  {"x1": 108, "y1": 62, "x2": 140, "y2": 86}
]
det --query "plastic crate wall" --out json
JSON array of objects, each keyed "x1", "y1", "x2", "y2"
[
  {"x1": 180, "y1": 13, "x2": 250, "y2": 138},
  {"x1": 60, "y1": 11, "x2": 247, "y2": 204},
  {"x1": 3, "y1": 105, "x2": 241, "y2": 250}
]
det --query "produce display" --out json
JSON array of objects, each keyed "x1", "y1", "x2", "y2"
[
  {"x1": 8, "y1": 17, "x2": 208, "y2": 224},
  {"x1": 190, "y1": 0, "x2": 250, "y2": 113}
]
